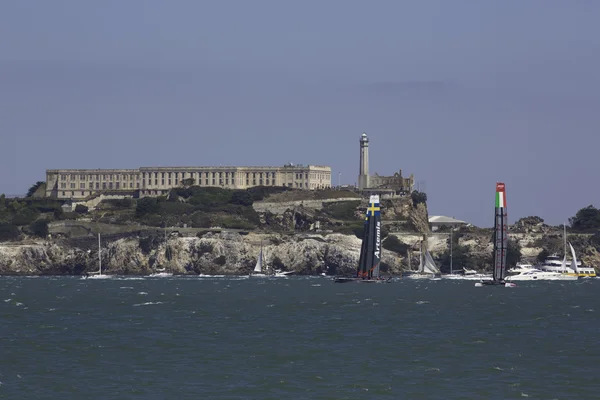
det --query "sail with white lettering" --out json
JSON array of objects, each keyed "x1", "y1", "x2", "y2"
[{"x1": 357, "y1": 195, "x2": 382, "y2": 280}]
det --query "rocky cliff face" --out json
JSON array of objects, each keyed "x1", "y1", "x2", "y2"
[{"x1": 0, "y1": 232, "x2": 404, "y2": 276}]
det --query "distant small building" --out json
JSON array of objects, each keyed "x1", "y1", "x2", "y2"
[{"x1": 429, "y1": 215, "x2": 467, "y2": 231}]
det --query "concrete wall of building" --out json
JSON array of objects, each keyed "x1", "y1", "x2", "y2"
[{"x1": 45, "y1": 164, "x2": 332, "y2": 200}]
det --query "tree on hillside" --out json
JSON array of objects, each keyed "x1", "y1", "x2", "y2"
[
  {"x1": 26, "y1": 181, "x2": 45, "y2": 197},
  {"x1": 135, "y1": 197, "x2": 160, "y2": 217},
  {"x1": 0, "y1": 223, "x2": 20, "y2": 241},
  {"x1": 230, "y1": 190, "x2": 254, "y2": 206},
  {"x1": 569, "y1": 205, "x2": 600, "y2": 232}
]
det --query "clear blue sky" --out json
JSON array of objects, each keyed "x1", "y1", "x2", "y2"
[{"x1": 1, "y1": 0, "x2": 599, "y2": 227}]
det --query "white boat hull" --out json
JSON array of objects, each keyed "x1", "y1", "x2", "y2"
[
  {"x1": 404, "y1": 274, "x2": 440, "y2": 280},
  {"x1": 81, "y1": 274, "x2": 114, "y2": 280},
  {"x1": 442, "y1": 274, "x2": 492, "y2": 281},
  {"x1": 506, "y1": 271, "x2": 578, "y2": 281},
  {"x1": 149, "y1": 272, "x2": 173, "y2": 277}
]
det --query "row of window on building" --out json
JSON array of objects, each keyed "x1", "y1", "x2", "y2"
[
  {"x1": 57, "y1": 170, "x2": 330, "y2": 182},
  {"x1": 60, "y1": 182, "x2": 140, "y2": 190}
]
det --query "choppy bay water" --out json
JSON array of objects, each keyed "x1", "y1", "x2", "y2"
[{"x1": 1, "y1": 275, "x2": 599, "y2": 399}]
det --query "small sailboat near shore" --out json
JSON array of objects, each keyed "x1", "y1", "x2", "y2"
[
  {"x1": 249, "y1": 241, "x2": 290, "y2": 278},
  {"x1": 334, "y1": 195, "x2": 391, "y2": 283},
  {"x1": 476, "y1": 182, "x2": 515, "y2": 287},
  {"x1": 82, "y1": 233, "x2": 113, "y2": 280},
  {"x1": 250, "y1": 241, "x2": 269, "y2": 277},
  {"x1": 404, "y1": 240, "x2": 441, "y2": 280}
]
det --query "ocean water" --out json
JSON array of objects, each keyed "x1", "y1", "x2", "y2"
[{"x1": 0, "y1": 276, "x2": 599, "y2": 399}]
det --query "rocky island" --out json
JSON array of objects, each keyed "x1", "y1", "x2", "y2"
[{"x1": 1, "y1": 185, "x2": 599, "y2": 276}]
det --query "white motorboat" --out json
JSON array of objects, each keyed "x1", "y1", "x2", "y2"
[
  {"x1": 505, "y1": 268, "x2": 578, "y2": 281},
  {"x1": 506, "y1": 262, "x2": 535, "y2": 275}
]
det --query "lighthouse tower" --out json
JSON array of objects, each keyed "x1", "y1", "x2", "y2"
[{"x1": 358, "y1": 132, "x2": 369, "y2": 190}]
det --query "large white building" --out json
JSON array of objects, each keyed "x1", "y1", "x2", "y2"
[{"x1": 45, "y1": 164, "x2": 332, "y2": 200}]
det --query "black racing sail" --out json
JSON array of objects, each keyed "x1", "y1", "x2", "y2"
[
  {"x1": 357, "y1": 195, "x2": 382, "y2": 280},
  {"x1": 492, "y1": 182, "x2": 508, "y2": 282},
  {"x1": 480, "y1": 182, "x2": 508, "y2": 286},
  {"x1": 335, "y1": 195, "x2": 387, "y2": 283}
]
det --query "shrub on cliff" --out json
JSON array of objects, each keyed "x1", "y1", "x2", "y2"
[
  {"x1": 28, "y1": 219, "x2": 49, "y2": 238},
  {"x1": 569, "y1": 205, "x2": 600, "y2": 232},
  {"x1": 246, "y1": 185, "x2": 291, "y2": 201},
  {"x1": 11, "y1": 208, "x2": 40, "y2": 226},
  {"x1": 230, "y1": 190, "x2": 254, "y2": 206},
  {"x1": 75, "y1": 204, "x2": 89, "y2": 214},
  {"x1": 322, "y1": 200, "x2": 361, "y2": 221},
  {"x1": 0, "y1": 223, "x2": 20, "y2": 241},
  {"x1": 135, "y1": 197, "x2": 160, "y2": 217},
  {"x1": 188, "y1": 188, "x2": 233, "y2": 209},
  {"x1": 411, "y1": 191, "x2": 427, "y2": 207},
  {"x1": 191, "y1": 211, "x2": 212, "y2": 228}
]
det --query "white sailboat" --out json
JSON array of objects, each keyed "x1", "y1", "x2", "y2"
[
  {"x1": 405, "y1": 241, "x2": 441, "y2": 279},
  {"x1": 82, "y1": 233, "x2": 113, "y2": 279},
  {"x1": 250, "y1": 241, "x2": 270, "y2": 277}
]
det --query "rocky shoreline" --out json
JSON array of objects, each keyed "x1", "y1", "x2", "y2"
[
  {"x1": 1, "y1": 221, "x2": 599, "y2": 276},
  {"x1": 1, "y1": 194, "x2": 599, "y2": 276},
  {"x1": 0, "y1": 231, "x2": 396, "y2": 276}
]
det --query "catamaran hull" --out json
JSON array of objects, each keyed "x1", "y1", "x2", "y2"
[
  {"x1": 475, "y1": 280, "x2": 516, "y2": 287},
  {"x1": 333, "y1": 277, "x2": 392, "y2": 283}
]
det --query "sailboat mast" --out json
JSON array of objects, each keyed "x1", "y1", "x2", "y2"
[
  {"x1": 450, "y1": 229, "x2": 453, "y2": 275},
  {"x1": 260, "y1": 240, "x2": 263, "y2": 273},
  {"x1": 98, "y1": 232, "x2": 102, "y2": 275},
  {"x1": 563, "y1": 223, "x2": 567, "y2": 257}
]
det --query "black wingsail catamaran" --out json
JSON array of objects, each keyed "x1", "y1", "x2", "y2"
[
  {"x1": 477, "y1": 182, "x2": 515, "y2": 287},
  {"x1": 334, "y1": 195, "x2": 391, "y2": 283}
]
